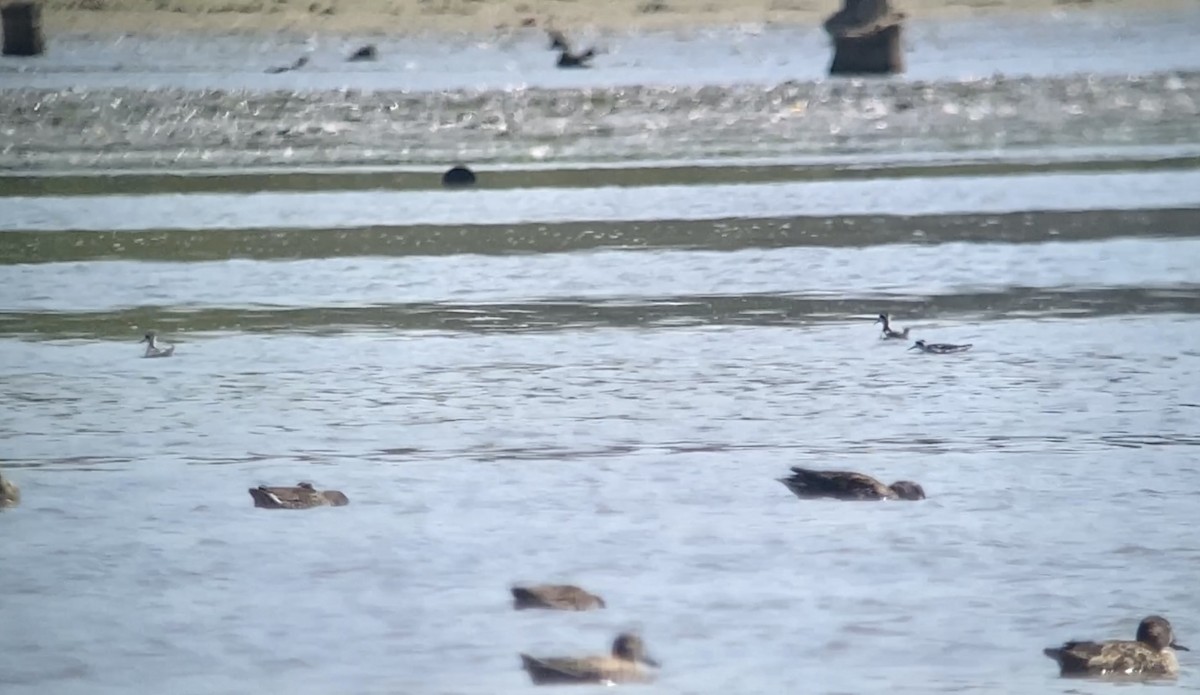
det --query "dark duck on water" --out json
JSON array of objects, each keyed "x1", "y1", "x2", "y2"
[
  {"x1": 1043, "y1": 615, "x2": 1188, "y2": 678},
  {"x1": 779, "y1": 467, "x2": 925, "y2": 501}
]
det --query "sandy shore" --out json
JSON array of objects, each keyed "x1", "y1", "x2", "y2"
[{"x1": 36, "y1": 0, "x2": 1193, "y2": 36}]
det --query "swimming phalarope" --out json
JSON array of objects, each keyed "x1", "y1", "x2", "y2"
[
  {"x1": 875, "y1": 313, "x2": 910, "y2": 340},
  {"x1": 908, "y1": 339, "x2": 972, "y2": 354},
  {"x1": 139, "y1": 331, "x2": 175, "y2": 358}
]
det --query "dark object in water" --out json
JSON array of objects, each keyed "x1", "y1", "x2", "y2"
[
  {"x1": 1044, "y1": 615, "x2": 1188, "y2": 678},
  {"x1": 779, "y1": 467, "x2": 925, "y2": 501},
  {"x1": 347, "y1": 44, "x2": 377, "y2": 61},
  {"x1": 249, "y1": 482, "x2": 349, "y2": 509},
  {"x1": 823, "y1": 0, "x2": 904, "y2": 75},
  {"x1": 2, "y1": 2, "x2": 44, "y2": 57},
  {"x1": 511, "y1": 584, "x2": 606, "y2": 611},
  {"x1": 556, "y1": 47, "x2": 595, "y2": 69},
  {"x1": 265, "y1": 55, "x2": 309, "y2": 74},
  {"x1": 442, "y1": 165, "x2": 477, "y2": 188}
]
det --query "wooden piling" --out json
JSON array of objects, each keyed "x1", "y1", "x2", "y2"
[
  {"x1": 2, "y1": 2, "x2": 45, "y2": 57},
  {"x1": 824, "y1": 0, "x2": 904, "y2": 75}
]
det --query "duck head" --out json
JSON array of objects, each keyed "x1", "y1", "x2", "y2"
[
  {"x1": 907, "y1": 340, "x2": 926, "y2": 351},
  {"x1": 889, "y1": 481, "x2": 926, "y2": 500},
  {"x1": 612, "y1": 633, "x2": 660, "y2": 667},
  {"x1": 1138, "y1": 615, "x2": 1188, "y2": 651}
]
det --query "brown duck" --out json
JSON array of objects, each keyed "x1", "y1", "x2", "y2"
[
  {"x1": 1044, "y1": 615, "x2": 1188, "y2": 678},
  {"x1": 511, "y1": 584, "x2": 606, "y2": 611},
  {"x1": 520, "y1": 632, "x2": 659, "y2": 685},
  {"x1": 779, "y1": 467, "x2": 925, "y2": 501},
  {"x1": 248, "y1": 482, "x2": 349, "y2": 509},
  {"x1": 0, "y1": 472, "x2": 19, "y2": 508}
]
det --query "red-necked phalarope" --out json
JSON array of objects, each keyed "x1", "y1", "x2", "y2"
[
  {"x1": 1044, "y1": 615, "x2": 1188, "y2": 678},
  {"x1": 139, "y1": 331, "x2": 175, "y2": 358},
  {"x1": 908, "y1": 339, "x2": 972, "y2": 354},
  {"x1": 779, "y1": 467, "x2": 925, "y2": 501},
  {"x1": 875, "y1": 313, "x2": 910, "y2": 340}
]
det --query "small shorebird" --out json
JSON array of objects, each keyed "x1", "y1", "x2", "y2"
[
  {"x1": 546, "y1": 29, "x2": 595, "y2": 68},
  {"x1": 1044, "y1": 615, "x2": 1188, "y2": 678},
  {"x1": 511, "y1": 584, "x2": 606, "y2": 611},
  {"x1": 520, "y1": 632, "x2": 659, "y2": 685},
  {"x1": 556, "y1": 46, "x2": 595, "y2": 68},
  {"x1": 139, "y1": 331, "x2": 175, "y2": 358},
  {"x1": 779, "y1": 467, "x2": 925, "y2": 501},
  {"x1": 875, "y1": 313, "x2": 909, "y2": 339},
  {"x1": 0, "y1": 472, "x2": 20, "y2": 508},
  {"x1": 248, "y1": 482, "x2": 349, "y2": 509},
  {"x1": 908, "y1": 339, "x2": 972, "y2": 354}
]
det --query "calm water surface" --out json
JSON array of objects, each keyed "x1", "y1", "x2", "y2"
[{"x1": 3, "y1": 10, "x2": 1200, "y2": 695}]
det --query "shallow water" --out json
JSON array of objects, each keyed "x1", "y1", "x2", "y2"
[{"x1": 3, "y1": 9, "x2": 1200, "y2": 695}]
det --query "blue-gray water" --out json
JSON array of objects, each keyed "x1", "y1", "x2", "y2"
[{"x1": 3, "y1": 9, "x2": 1200, "y2": 695}]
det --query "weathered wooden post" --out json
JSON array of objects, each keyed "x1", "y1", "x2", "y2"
[
  {"x1": 2, "y1": 2, "x2": 45, "y2": 57},
  {"x1": 823, "y1": 0, "x2": 904, "y2": 75}
]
